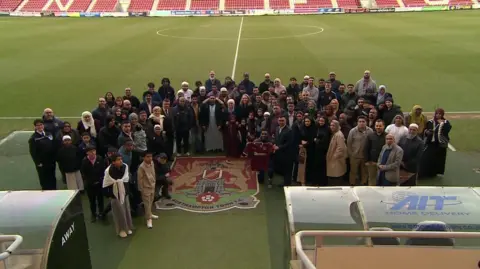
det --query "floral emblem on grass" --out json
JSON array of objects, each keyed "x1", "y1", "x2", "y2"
[{"x1": 197, "y1": 192, "x2": 220, "y2": 204}]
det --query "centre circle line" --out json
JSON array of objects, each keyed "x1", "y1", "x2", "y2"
[{"x1": 155, "y1": 25, "x2": 325, "y2": 41}]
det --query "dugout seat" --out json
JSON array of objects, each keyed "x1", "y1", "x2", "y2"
[{"x1": 405, "y1": 221, "x2": 455, "y2": 247}]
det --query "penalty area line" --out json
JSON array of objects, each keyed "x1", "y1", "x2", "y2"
[{"x1": 231, "y1": 16, "x2": 244, "y2": 80}]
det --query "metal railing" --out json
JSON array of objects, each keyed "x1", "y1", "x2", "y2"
[
  {"x1": 0, "y1": 235, "x2": 24, "y2": 265},
  {"x1": 295, "y1": 230, "x2": 480, "y2": 269}
]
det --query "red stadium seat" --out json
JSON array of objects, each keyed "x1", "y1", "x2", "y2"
[
  {"x1": 375, "y1": 0, "x2": 400, "y2": 7},
  {"x1": 337, "y1": 0, "x2": 360, "y2": 8},
  {"x1": 67, "y1": 0, "x2": 92, "y2": 11},
  {"x1": 128, "y1": 0, "x2": 154, "y2": 11},
  {"x1": 190, "y1": 0, "x2": 219, "y2": 10},
  {"x1": 294, "y1": 0, "x2": 333, "y2": 8},
  {"x1": 90, "y1": 0, "x2": 117, "y2": 12},
  {"x1": 0, "y1": 0, "x2": 23, "y2": 11},
  {"x1": 225, "y1": 0, "x2": 264, "y2": 9},
  {"x1": 270, "y1": 0, "x2": 290, "y2": 9},
  {"x1": 20, "y1": 0, "x2": 50, "y2": 11},
  {"x1": 156, "y1": 0, "x2": 186, "y2": 10}
]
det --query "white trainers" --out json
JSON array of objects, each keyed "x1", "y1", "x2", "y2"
[
  {"x1": 151, "y1": 214, "x2": 159, "y2": 219},
  {"x1": 147, "y1": 219, "x2": 153, "y2": 229},
  {"x1": 127, "y1": 230, "x2": 133, "y2": 235},
  {"x1": 119, "y1": 231, "x2": 127, "y2": 238},
  {"x1": 185, "y1": 152, "x2": 191, "y2": 156},
  {"x1": 177, "y1": 153, "x2": 182, "y2": 157}
]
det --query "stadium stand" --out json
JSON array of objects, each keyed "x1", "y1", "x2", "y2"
[
  {"x1": 45, "y1": 0, "x2": 68, "y2": 11},
  {"x1": 225, "y1": 0, "x2": 264, "y2": 9},
  {"x1": 269, "y1": 0, "x2": 290, "y2": 9},
  {"x1": 402, "y1": 0, "x2": 427, "y2": 6},
  {"x1": 0, "y1": 0, "x2": 23, "y2": 11},
  {"x1": 294, "y1": 0, "x2": 333, "y2": 8},
  {"x1": 375, "y1": 0, "x2": 400, "y2": 7},
  {"x1": 190, "y1": 0, "x2": 219, "y2": 10},
  {"x1": 449, "y1": 0, "x2": 473, "y2": 4},
  {"x1": 90, "y1": 0, "x2": 117, "y2": 11},
  {"x1": 20, "y1": 0, "x2": 49, "y2": 11},
  {"x1": 156, "y1": 0, "x2": 186, "y2": 10},
  {"x1": 67, "y1": 0, "x2": 92, "y2": 11},
  {"x1": 128, "y1": 0, "x2": 154, "y2": 11},
  {"x1": 337, "y1": 0, "x2": 361, "y2": 8}
]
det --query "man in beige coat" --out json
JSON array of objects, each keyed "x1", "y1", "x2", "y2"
[
  {"x1": 327, "y1": 120, "x2": 347, "y2": 186},
  {"x1": 137, "y1": 152, "x2": 158, "y2": 228},
  {"x1": 377, "y1": 134, "x2": 404, "y2": 186}
]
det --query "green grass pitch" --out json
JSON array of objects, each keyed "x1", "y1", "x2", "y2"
[{"x1": 1, "y1": 12, "x2": 480, "y2": 151}]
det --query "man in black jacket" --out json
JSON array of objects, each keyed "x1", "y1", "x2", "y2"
[
  {"x1": 364, "y1": 119, "x2": 387, "y2": 186},
  {"x1": 29, "y1": 119, "x2": 59, "y2": 190},
  {"x1": 273, "y1": 115, "x2": 294, "y2": 187},
  {"x1": 81, "y1": 146, "x2": 106, "y2": 222},
  {"x1": 173, "y1": 97, "x2": 193, "y2": 156}
]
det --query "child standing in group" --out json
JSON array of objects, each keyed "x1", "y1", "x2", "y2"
[
  {"x1": 103, "y1": 153, "x2": 134, "y2": 238},
  {"x1": 80, "y1": 146, "x2": 106, "y2": 222},
  {"x1": 154, "y1": 153, "x2": 172, "y2": 200},
  {"x1": 57, "y1": 135, "x2": 84, "y2": 191},
  {"x1": 137, "y1": 152, "x2": 158, "y2": 229}
]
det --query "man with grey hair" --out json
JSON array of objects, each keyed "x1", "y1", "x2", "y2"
[
  {"x1": 354, "y1": 70, "x2": 377, "y2": 97},
  {"x1": 398, "y1": 123, "x2": 424, "y2": 186},
  {"x1": 42, "y1": 108, "x2": 64, "y2": 137},
  {"x1": 377, "y1": 133, "x2": 403, "y2": 186}
]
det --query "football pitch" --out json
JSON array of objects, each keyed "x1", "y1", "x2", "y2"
[{"x1": 1, "y1": 11, "x2": 480, "y2": 269}]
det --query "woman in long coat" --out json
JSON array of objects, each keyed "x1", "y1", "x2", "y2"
[
  {"x1": 326, "y1": 120, "x2": 347, "y2": 186},
  {"x1": 419, "y1": 108, "x2": 452, "y2": 178},
  {"x1": 314, "y1": 116, "x2": 331, "y2": 186}
]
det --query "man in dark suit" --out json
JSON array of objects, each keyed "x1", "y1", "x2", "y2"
[
  {"x1": 160, "y1": 99, "x2": 175, "y2": 161},
  {"x1": 139, "y1": 92, "x2": 160, "y2": 117},
  {"x1": 273, "y1": 115, "x2": 294, "y2": 186}
]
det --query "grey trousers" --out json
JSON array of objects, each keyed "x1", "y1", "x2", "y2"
[{"x1": 111, "y1": 196, "x2": 134, "y2": 234}]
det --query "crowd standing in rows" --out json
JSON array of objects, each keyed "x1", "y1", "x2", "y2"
[{"x1": 28, "y1": 70, "x2": 452, "y2": 237}]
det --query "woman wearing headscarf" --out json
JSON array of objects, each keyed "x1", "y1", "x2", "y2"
[
  {"x1": 405, "y1": 105, "x2": 427, "y2": 138},
  {"x1": 226, "y1": 99, "x2": 237, "y2": 118},
  {"x1": 274, "y1": 78, "x2": 286, "y2": 96},
  {"x1": 314, "y1": 116, "x2": 331, "y2": 186},
  {"x1": 419, "y1": 108, "x2": 452, "y2": 178},
  {"x1": 298, "y1": 117, "x2": 317, "y2": 186},
  {"x1": 77, "y1": 111, "x2": 101, "y2": 140}
]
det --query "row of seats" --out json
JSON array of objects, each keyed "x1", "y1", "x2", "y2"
[{"x1": 0, "y1": 0, "x2": 473, "y2": 12}]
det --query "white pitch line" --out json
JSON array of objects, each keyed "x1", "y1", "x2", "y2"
[
  {"x1": 0, "y1": 131, "x2": 20, "y2": 147},
  {"x1": 448, "y1": 143, "x2": 457, "y2": 152},
  {"x1": 231, "y1": 16, "x2": 244, "y2": 80}
]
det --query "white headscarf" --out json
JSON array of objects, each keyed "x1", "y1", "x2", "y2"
[
  {"x1": 102, "y1": 164, "x2": 129, "y2": 204},
  {"x1": 81, "y1": 111, "x2": 97, "y2": 137}
]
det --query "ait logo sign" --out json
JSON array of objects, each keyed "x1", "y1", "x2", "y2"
[
  {"x1": 382, "y1": 191, "x2": 462, "y2": 211},
  {"x1": 155, "y1": 157, "x2": 259, "y2": 213}
]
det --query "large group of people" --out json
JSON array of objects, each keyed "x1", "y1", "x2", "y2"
[{"x1": 28, "y1": 69, "x2": 452, "y2": 237}]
